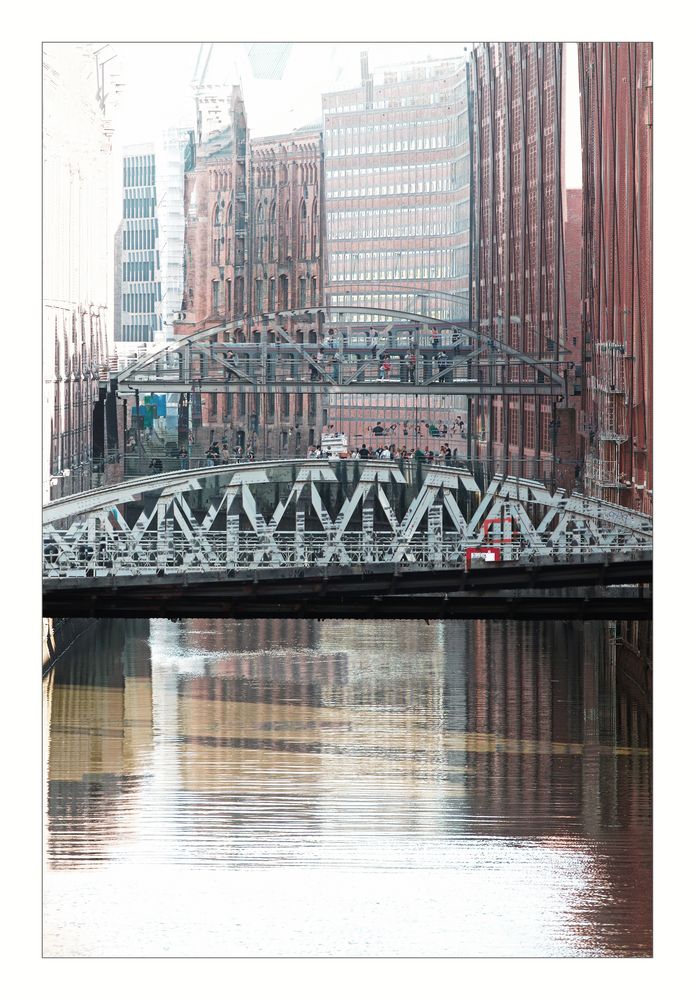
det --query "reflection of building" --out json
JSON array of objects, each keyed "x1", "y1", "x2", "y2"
[
  {"x1": 43, "y1": 44, "x2": 119, "y2": 500},
  {"x1": 45, "y1": 621, "x2": 153, "y2": 869},
  {"x1": 578, "y1": 43, "x2": 653, "y2": 513}
]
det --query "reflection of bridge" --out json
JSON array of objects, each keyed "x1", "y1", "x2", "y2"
[
  {"x1": 43, "y1": 460, "x2": 652, "y2": 619},
  {"x1": 116, "y1": 307, "x2": 567, "y2": 397}
]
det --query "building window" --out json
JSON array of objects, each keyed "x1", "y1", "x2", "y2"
[
  {"x1": 299, "y1": 200, "x2": 308, "y2": 259},
  {"x1": 311, "y1": 199, "x2": 318, "y2": 258},
  {"x1": 541, "y1": 411, "x2": 551, "y2": 453},
  {"x1": 255, "y1": 203, "x2": 265, "y2": 261},
  {"x1": 212, "y1": 281, "x2": 220, "y2": 312},
  {"x1": 299, "y1": 278, "x2": 307, "y2": 308},
  {"x1": 269, "y1": 201, "x2": 277, "y2": 259},
  {"x1": 509, "y1": 408, "x2": 519, "y2": 447}
]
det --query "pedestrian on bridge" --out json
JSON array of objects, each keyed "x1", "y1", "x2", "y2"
[{"x1": 178, "y1": 448, "x2": 189, "y2": 470}]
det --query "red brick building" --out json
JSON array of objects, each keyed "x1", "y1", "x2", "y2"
[
  {"x1": 468, "y1": 43, "x2": 580, "y2": 486},
  {"x1": 578, "y1": 43, "x2": 653, "y2": 513},
  {"x1": 175, "y1": 87, "x2": 325, "y2": 455}
]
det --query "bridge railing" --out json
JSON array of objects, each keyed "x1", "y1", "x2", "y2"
[
  {"x1": 126, "y1": 343, "x2": 544, "y2": 390},
  {"x1": 42, "y1": 528, "x2": 652, "y2": 579}
]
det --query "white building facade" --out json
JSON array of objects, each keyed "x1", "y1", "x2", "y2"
[{"x1": 43, "y1": 43, "x2": 119, "y2": 501}]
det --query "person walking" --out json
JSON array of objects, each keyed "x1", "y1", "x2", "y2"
[
  {"x1": 178, "y1": 448, "x2": 189, "y2": 471},
  {"x1": 369, "y1": 329, "x2": 378, "y2": 359}
]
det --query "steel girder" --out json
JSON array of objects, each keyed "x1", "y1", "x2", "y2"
[{"x1": 43, "y1": 459, "x2": 653, "y2": 581}]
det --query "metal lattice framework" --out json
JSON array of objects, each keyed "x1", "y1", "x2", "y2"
[
  {"x1": 115, "y1": 306, "x2": 567, "y2": 397},
  {"x1": 43, "y1": 460, "x2": 652, "y2": 580}
]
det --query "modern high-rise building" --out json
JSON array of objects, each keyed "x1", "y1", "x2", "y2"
[
  {"x1": 117, "y1": 144, "x2": 161, "y2": 344},
  {"x1": 578, "y1": 42, "x2": 653, "y2": 514},
  {"x1": 115, "y1": 131, "x2": 191, "y2": 349},
  {"x1": 43, "y1": 43, "x2": 120, "y2": 500},
  {"x1": 322, "y1": 51, "x2": 470, "y2": 325}
]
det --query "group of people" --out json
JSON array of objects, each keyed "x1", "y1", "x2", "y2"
[
  {"x1": 307, "y1": 443, "x2": 459, "y2": 465},
  {"x1": 203, "y1": 439, "x2": 256, "y2": 466}
]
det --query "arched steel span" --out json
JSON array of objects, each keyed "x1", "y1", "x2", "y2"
[
  {"x1": 43, "y1": 459, "x2": 652, "y2": 586},
  {"x1": 116, "y1": 305, "x2": 566, "y2": 393}
]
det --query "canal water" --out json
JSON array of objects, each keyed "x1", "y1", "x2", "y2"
[{"x1": 43, "y1": 618, "x2": 651, "y2": 957}]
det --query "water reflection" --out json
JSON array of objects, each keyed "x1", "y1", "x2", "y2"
[{"x1": 44, "y1": 617, "x2": 651, "y2": 957}]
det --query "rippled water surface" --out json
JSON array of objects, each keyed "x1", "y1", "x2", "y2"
[{"x1": 43, "y1": 618, "x2": 651, "y2": 957}]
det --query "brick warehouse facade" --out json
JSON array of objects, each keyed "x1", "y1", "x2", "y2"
[
  {"x1": 578, "y1": 43, "x2": 653, "y2": 514},
  {"x1": 175, "y1": 86, "x2": 325, "y2": 455},
  {"x1": 468, "y1": 42, "x2": 582, "y2": 488}
]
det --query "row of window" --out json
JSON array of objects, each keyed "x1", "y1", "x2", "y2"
[
  {"x1": 123, "y1": 156, "x2": 156, "y2": 189},
  {"x1": 119, "y1": 323, "x2": 157, "y2": 343},
  {"x1": 206, "y1": 391, "x2": 314, "y2": 422},
  {"x1": 122, "y1": 220, "x2": 158, "y2": 250},
  {"x1": 491, "y1": 405, "x2": 552, "y2": 452},
  {"x1": 325, "y1": 119, "x2": 456, "y2": 138},
  {"x1": 123, "y1": 195, "x2": 157, "y2": 220},
  {"x1": 327, "y1": 160, "x2": 467, "y2": 180},
  {"x1": 210, "y1": 271, "x2": 320, "y2": 315},
  {"x1": 326, "y1": 135, "x2": 452, "y2": 156},
  {"x1": 328, "y1": 292, "x2": 459, "y2": 321},
  {"x1": 327, "y1": 206, "x2": 468, "y2": 240},
  {"x1": 122, "y1": 291, "x2": 160, "y2": 315},
  {"x1": 327, "y1": 177, "x2": 457, "y2": 198},
  {"x1": 122, "y1": 257, "x2": 157, "y2": 282},
  {"x1": 330, "y1": 264, "x2": 463, "y2": 282}
]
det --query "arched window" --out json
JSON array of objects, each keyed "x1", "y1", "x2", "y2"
[
  {"x1": 269, "y1": 201, "x2": 277, "y2": 260},
  {"x1": 311, "y1": 198, "x2": 318, "y2": 259},
  {"x1": 255, "y1": 203, "x2": 265, "y2": 261},
  {"x1": 285, "y1": 202, "x2": 291, "y2": 258},
  {"x1": 226, "y1": 204, "x2": 234, "y2": 263},
  {"x1": 212, "y1": 204, "x2": 221, "y2": 263},
  {"x1": 299, "y1": 200, "x2": 308, "y2": 259}
]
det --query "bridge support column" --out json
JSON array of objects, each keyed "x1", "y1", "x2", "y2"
[
  {"x1": 428, "y1": 504, "x2": 443, "y2": 566},
  {"x1": 226, "y1": 491, "x2": 241, "y2": 568},
  {"x1": 362, "y1": 498, "x2": 375, "y2": 563}
]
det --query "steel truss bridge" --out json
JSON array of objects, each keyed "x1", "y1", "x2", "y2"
[
  {"x1": 43, "y1": 459, "x2": 652, "y2": 619},
  {"x1": 114, "y1": 307, "x2": 568, "y2": 398}
]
